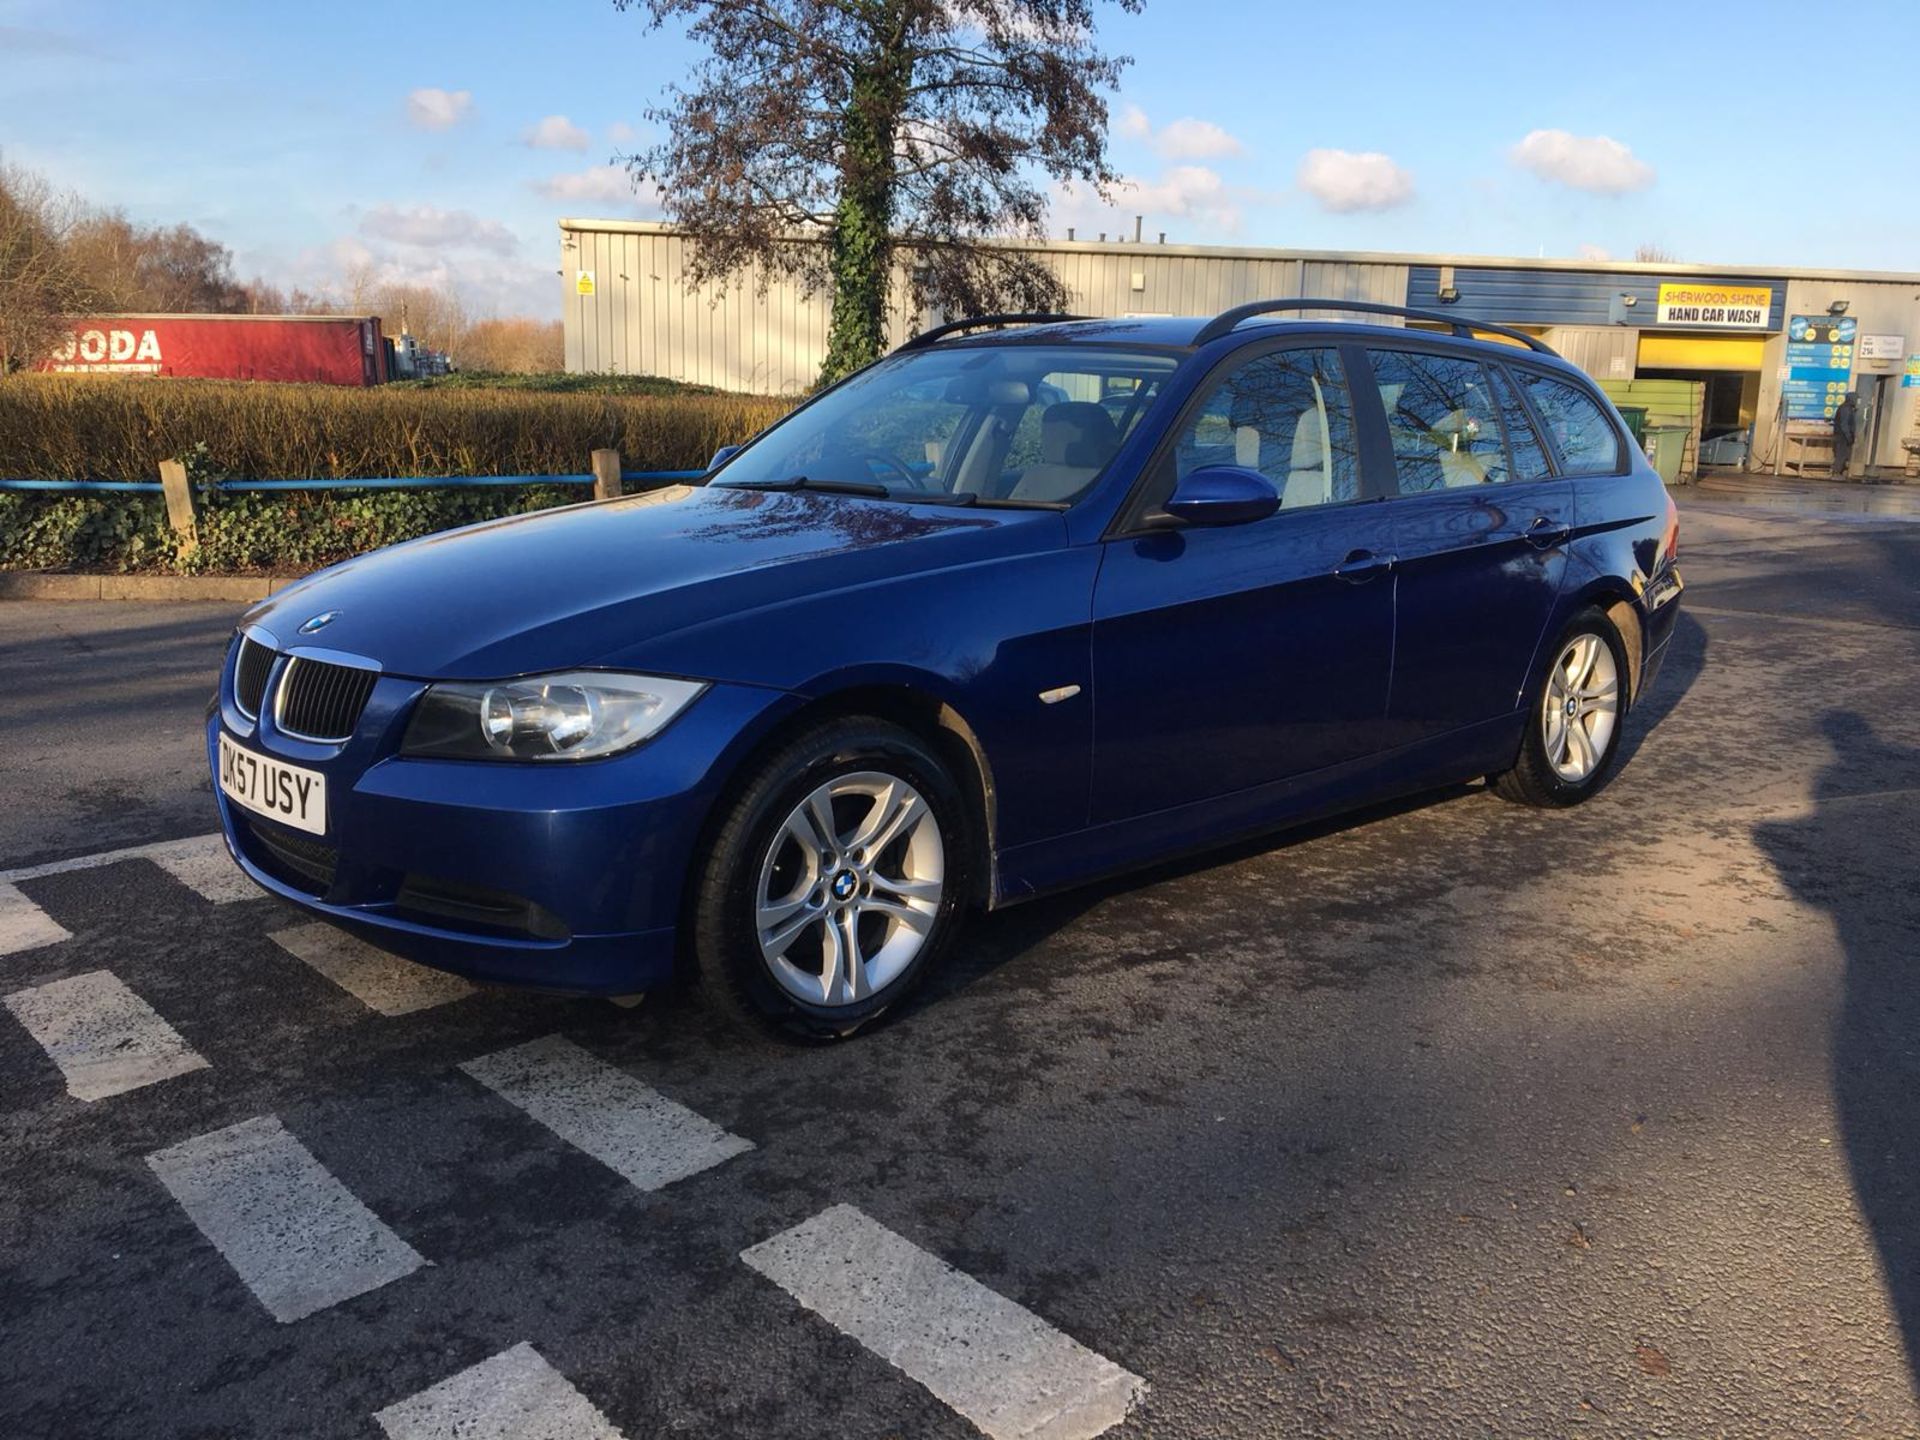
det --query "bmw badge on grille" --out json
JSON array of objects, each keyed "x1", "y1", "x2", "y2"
[{"x1": 298, "y1": 611, "x2": 341, "y2": 635}]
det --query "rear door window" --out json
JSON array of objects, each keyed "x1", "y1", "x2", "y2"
[
  {"x1": 1516, "y1": 371, "x2": 1624, "y2": 475},
  {"x1": 1365, "y1": 350, "x2": 1510, "y2": 492}
]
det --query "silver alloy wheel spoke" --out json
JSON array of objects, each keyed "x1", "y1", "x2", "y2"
[
  {"x1": 755, "y1": 770, "x2": 945, "y2": 1009},
  {"x1": 1541, "y1": 632, "x2": 1620, "y2": 783}
]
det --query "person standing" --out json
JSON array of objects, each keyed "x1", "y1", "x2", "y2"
[{"x1": 1832, "y1": 390, "x2": 1860, "y2": 478}]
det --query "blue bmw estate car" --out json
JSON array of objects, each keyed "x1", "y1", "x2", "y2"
[{"x1": 211, "y1": 299, "x2": 1683, "y2": 1037}]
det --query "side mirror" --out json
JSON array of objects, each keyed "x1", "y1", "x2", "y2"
[
  {"x1": 707, "y1": 444, "x2": 743, "y2": 472},
  {"x1": 1163, "y1": 466, "x2": 1280, "y2": 527}
]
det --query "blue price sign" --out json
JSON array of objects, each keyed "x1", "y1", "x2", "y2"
[{"x1": 1783, "y1": 315, "x2": 1855, "y2": 419}]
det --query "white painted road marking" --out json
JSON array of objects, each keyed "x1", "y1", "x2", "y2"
[
  {"x1": 459, "y1": 1034, "x2": 752, "y2": 1192},
  {"x1": 0, "y1": 833, "x2": 256, "y2": 904},
  {"x1": 374, "y1": 1342, "x2": 623, "y2": 1440},
  {"x1": 145, "y1": 834, "x2": 257, "y2": 904},
  {"x1": 0, "y1": 881, "x2": 70, "y2": 957},
  {"x1": 147, "y1": 1114, "x2": 426, "y2": 1323},
  {"x1": 742, "y1": 1204, "x2": 1146, "y2": 1440},
  {"x1": 4, "y1": 970, "x2": 208, "y2": 1101},
  {"x1": 2, "y1": 832, "x2": 223, "y2": 883},
  {"x1": 271, "y1": 923, "x2": 473, "y2": 1015}
]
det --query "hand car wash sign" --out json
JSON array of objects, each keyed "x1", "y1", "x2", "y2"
[{"x1": 1655, "y1": 283, "x2": 1772, "y2": 329}]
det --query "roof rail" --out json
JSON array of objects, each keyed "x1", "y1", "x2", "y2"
[
  {"x1": 894, "y1": 312, "x2": 1094, "y2": 352},
  {"x1": 1192, "y1": 298, "x2": 1558, "y2": 354}
]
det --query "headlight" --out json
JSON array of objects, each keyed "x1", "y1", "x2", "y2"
[{"x1": 401, "y1": 671, "x2": 707, "y2": 761}]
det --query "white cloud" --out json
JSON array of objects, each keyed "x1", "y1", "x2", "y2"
[
  {"x1": 292, "y1": 235, "x2": 552, "y2": 320},
  {"x1": 1296, "y1": 148, "x2": 1414, "y2": 213},
  {"x1": 1510, "y1": 129, "x2": 1654, "y2": 194},
  {"x1": 1577, "y1": 242, "x2": 1612, "y2": 261},
  {"x1": 359, "y1": 204, "x2": 519, "y2": 256},
  {"x1": 1054, "y1": 165, "x2": 1249, "y2": 238},
  {"x1": 607, "y1": 120, "x2": 640, "y2": 144},
  {"x1": 524, "y1": 114, "x2": 590, "y2": 151},
  {"x1": 1113, "y1": 105, "x2": 1244, "y2": 162},
  {"x1": 534, "y1": 165, "x2": 662, "y2": 213},
  {"x1": 1154, "y1": 117, "x2": 1242, "y2": 161},
  {"x1": 406, "y1": 87, "x2": 473, "y2": 130}
]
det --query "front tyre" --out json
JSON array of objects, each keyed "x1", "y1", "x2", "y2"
[
  {"x1": 691, "y1": 717, "x2": 969, "y2": 1039},
  {"x1": 1489, "y1": 609, "x2": 1628, "y2": 808}
]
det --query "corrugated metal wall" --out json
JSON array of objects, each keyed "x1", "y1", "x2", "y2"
[
  {"x1": 1544, "y1": 327, "x2": 1640, "y2": 381},
  {"x1": 563, "y1": 223, "x2": 1411, "y2": 393},
  {"x1": 562, "y1": 227, "x2": 1920, "y2": 475}
]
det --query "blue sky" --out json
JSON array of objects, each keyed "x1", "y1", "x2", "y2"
[{"x1": 3, "y1": 0, "x2": 1913, "y2": 317}]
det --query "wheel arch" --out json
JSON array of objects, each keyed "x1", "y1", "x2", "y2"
[
  {"x1": 1551, "y1": 579, "x2": 1645, "y2": 713},
  {"x1": 685, "y1": 677, "x2": 1000, "y2": 921}
]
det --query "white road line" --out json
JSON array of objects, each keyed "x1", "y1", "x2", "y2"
[
  {"x1": 1, "y1": 832, "x2": 224, "y2": 882},
  {"x1": 0, "y1": 832, "x2": 257, "y2": 904},
  {"x1": 270, "y1": 923, "x2": 473, "y2": 1015},
  {"x1": 0, "y1": 881, "x2": 71, "y2": 957},
  {"x1": 742, "y1": 1204, "x2": 1146, "y2": 1440},
  {"x1": 459, "y1": 1034, "x2": 752, "y2": 1192},
  {"x1": 144, "y1": 834, "x2": 257, "y2": 904},
  {"x1": 147, "y1": 1114, "x2": 426, "y2": 1324},
  {"x1": 374, "y1": 1342, "x2": 623, "y2": 1440},
  {"x1": 4, "y1": 970, "x2": 209, "y2": 1101}
]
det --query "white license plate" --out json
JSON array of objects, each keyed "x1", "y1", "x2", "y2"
[{"x1": 218, "y1": 733, "x2": 327, "y2": 836}]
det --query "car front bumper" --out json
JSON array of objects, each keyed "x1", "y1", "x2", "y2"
[{"x1": 208, "y1": 677, "x2": 797, "y2": 995}]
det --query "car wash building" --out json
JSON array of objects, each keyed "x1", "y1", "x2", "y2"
[{"x1": 561, "y1": 219, "x2": 1920, "y2": 479}]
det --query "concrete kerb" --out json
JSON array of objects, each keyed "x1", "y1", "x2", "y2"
[{"x1": 0, "y1": 573, "x2": 297, "y2": 602}]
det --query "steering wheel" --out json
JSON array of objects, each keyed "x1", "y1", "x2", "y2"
[{"x1": 850, "y1": 449, "x2": 939, "y2": 492}]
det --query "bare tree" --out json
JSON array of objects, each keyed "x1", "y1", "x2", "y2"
[
  {"x1": 63, "y1": 210, "x2": 251, "y2": 311},
  {"x1": 0, "y1": 161, "x2": 97, "y2": 373},
  {"x1": 616, "y1": 0, "x2": 1138, "y2": 384},
  {"x1": 1633, "y1": 243, "x2": 1677, "y2": 264},
  {"x1": 459, "y1": 318, "x2": 564, "y2": 372}
]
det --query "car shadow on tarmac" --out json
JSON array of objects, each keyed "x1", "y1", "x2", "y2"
[{"x1": 1755, "y1": 710, "x2": 1920, "y2": 1390}]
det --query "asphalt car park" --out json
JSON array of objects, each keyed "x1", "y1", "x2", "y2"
[{"x1": 2, "y1": 493, "x2": 1918, "y2": 1438}]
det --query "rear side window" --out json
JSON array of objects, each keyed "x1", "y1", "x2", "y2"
[
  {"x1": 1490, "y1": 367, "x2": 1553, "y2": 481},
  {"x1": 1367, "y1": 350, "x2": 1509, "y2": 492},
  {"x1": 1518, "y1": 372, "x2": 1623, "y2": 475}
]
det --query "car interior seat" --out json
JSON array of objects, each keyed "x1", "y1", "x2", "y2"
[{"x1": 1009, "y1": 402, "x2": 1121, "y2": 501}]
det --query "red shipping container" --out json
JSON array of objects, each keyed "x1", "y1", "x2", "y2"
[{"x1": 38, "y1": 314, "x2": 389, "y2": 386}]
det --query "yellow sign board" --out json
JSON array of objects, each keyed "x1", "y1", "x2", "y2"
[
  {"x1": 1654, "y1": 283, "x2": 1771, "y2": 329},
  {"x1": 575, "y1": 270, "x2": 596, "y2": 297}
]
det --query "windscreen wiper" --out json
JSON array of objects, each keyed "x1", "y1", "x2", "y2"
[{"x1": 725, "y1": 474, "x2": 891, "y2": 498}]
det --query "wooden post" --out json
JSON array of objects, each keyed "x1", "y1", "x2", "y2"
[
  {"x1": 590, "y1": 448, "x2": 623, "y2": 501},
  {"x1": 157, "y1": 459, "x2": 197, "y2": 555}
]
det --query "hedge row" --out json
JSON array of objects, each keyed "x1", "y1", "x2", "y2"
[{"x1": 0, "y1": 376, "x2": 794, "y2": 574}]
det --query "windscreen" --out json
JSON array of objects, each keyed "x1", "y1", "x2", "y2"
[{"x1": 711, "y1": 344, "x2": 1181, "y2": 506}]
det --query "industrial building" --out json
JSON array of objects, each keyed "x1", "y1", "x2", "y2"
[{"x1": 561, "y1": 219, "x2": 1920, "y2": 478}]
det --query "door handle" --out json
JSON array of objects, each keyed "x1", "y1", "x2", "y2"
[
  {"x1": 1525, "y1": 516, "x2": 1572, "y2": 549},
  {"x1": 1332, "y1": 548, "x2": 1395, "y2": 584}
]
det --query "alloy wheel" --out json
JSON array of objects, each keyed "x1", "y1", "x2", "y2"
[
  {"x1": 754, "y1": 771, "x2": 946, "y2": 1008},
  {"x1": 1542, "y1": 633, "x2": 1620, "y2": 783}
]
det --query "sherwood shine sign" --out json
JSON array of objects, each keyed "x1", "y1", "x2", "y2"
[{"x1": 1654, "y1": 283, "x2": 1772, "y2": 329}]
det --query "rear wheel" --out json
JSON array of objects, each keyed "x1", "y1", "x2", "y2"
[
  {"x1": 1489, "y1": 610, "x2": 1628, "y2": 807},
  {"x1": 690, "y1": 717, "x2": 969, "y2": 1039}
]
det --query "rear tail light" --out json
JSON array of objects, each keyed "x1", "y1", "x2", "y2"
[{"x1": 1661, "y1": 493, "x2": 1680, "y2": 564}]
